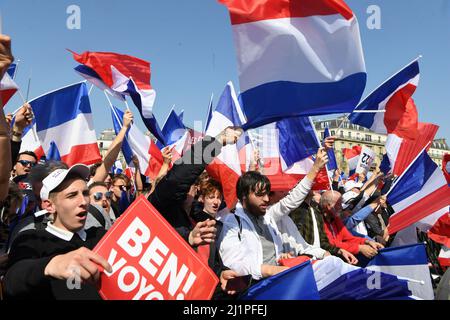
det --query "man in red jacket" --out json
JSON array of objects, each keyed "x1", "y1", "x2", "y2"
[{"x1": 319, "y1": 190, "x2": 384, "y2": 263}]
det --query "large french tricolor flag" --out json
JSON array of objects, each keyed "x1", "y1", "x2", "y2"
[
  {"x1": 219, "y1": 0, "x2": 367, "y2": 130},
  {"x1": 349, "y1": 59, "x2": 420, "y2": 139},
  {"x1": 110, "y1": 105, "x2": 163, "y2": 181},
  {"x1": 29, "y1": 82, "x2": 101, "y2": 166},
  {"x1": 206, "y1": 82, "x2": 246, "y2": 208},
  {"x1": 0, "y1": 70, "x2": 18, "y2": 108},
  {"x1": 387, "y1": 150, "x2": 450, "y2": 235},
  {"x1": 70, "y1": 50, "x2": 165, "y2": 144},
  {"x1": 241, "y1": 256, "x2": 412, "y2": 300},
  {"x1": 367, "y1": 244, "x2": 434, "y2": 300},
  {"x1": 158, "y1": 108, "x2": 190, "y2": 162},
  {"x1": 343, "y1": 145, "x2": 362, "y2": 176}
]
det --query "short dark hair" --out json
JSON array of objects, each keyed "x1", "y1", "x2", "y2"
[
  {"x1": 89, "y1": 162, "x2": 103, "y2": 177},
  {"x1": 88, "y1": 181, "x2": 108, "y2": 193},
  {"x1": 16, "y1": 151, "x2": 38, "y2": 163},
  {"x1": 112, "y1": 174, "x2": 130, "y2": 186},
  {"x1": 236, "y1": 171, "x2": 271, "y2": 202}
]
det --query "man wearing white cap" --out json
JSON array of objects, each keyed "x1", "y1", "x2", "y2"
[{"x1": 3, "y1": 164, "x2": 112, "y2": 300}]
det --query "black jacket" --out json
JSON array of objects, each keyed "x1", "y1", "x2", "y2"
[
  {"x1": 4, "y1": 227, "x2": 106, "y2": 300},
  {"x1": 148, "y1": 136, "x2": 222, "y2": 242}
]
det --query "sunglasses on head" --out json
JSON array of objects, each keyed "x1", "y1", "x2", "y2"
[
  {"x1": 93, "y1": 191, "x2": 113, "y2": 201},
  {"x1": 114, "y1": 185, "x2": 131, "y2": 191},
  {"x1": 17, "y1": 160, "x2": 36, "y2": 167}
]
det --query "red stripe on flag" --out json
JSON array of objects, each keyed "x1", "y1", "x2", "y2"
[
  {"x1": 343, "y1": 145, "x2": 361, "y2": 160},
  {"x1": 1, "y1": 89, "x2": 18, "y2": 108},
  {"x1": 219, "y1": 0, "x2": 354, "y2": 25},
  {"x1": 61, "y1": 143, "x2": 102, "y2": 167},
  {"x1": 207, "y1": 159, "x2": 240, "y2": 209},
  {"x1": 384, "y1": 88, "x2": 419, "y2": 140},
  {"x1": 393, "y1": 123, "x2": 439, "y2": 176},
  {"x1": 388, "y1": 185, "x2": 450, "y2": 235},
  {"x1": 145, "y1": 142, "x2": 164, "y2": 180},
  {"x1": 428, "y1": 213, "x2": 450, "y2": 248},
  {"x1": 71, "y1": 51, "x2": 152, "y2": 90}
]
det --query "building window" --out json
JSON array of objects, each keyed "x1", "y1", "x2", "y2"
[
  {"x1": 340, "y1": 130, "x2": 344, "y2": 138},
  {"x1": 331, "y1": 130, "x2": 335, "y2": 136},
  {"x1": 321, "y1": 132, "x2": 325, "y2": 140},
  {"x1": 348, "y1": 132, "x2": 352, "y2": 139},
  {"x1": 365, "y1": 134, "x2": 372, "y2": 142},
  {"x1": 378, "y1": 136, "x2": 381, "y2": 143}
]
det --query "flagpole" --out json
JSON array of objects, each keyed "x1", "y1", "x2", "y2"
[
  {"x1": 384, "y1": 141, "x2": 432, "y2": 197},
  {"x1": 204, "y1": 93, "x2": 213, "y2": 133}
]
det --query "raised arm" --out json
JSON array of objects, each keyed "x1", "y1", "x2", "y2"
[
  {"x1": 0, "y1": 33, "x2": 14, "y2": 201},
  {"x1": 92, "y1": 110, "x2": 133, "y2": 182}
]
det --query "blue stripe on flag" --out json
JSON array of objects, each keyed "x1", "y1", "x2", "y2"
[
  {"x1": 349, "y1": 61, "x2": 419, "y2": 129},
  {"x1": 277, "y1": 117, "x2": 319, "y2": 168},
  {"x1": 215, "y1": 83, "x2": 244, "y2": 126},
  {"x1": 125, "y1": 81, "x2": 166, "y2": 145},
  {"x1": 367, "y1": 243, "x2": 428, "y2": 267},
  {"x1": 319, "y1": 268, "x2": 411, "y2": 300},
  {"x1": 240, "y1": 73, "x2": 367, "y2": 130},
  {"x1": 324, "y1": 127, "x2": 338, "y2": 171},
  {"x1": 240, "y1": 261, "x2": 320, "y2": 300},
  {"x1": 7, "y1": 64, "x2": 16, "y2": 78},
  {"x1": 31, "y1": 82, "x2": 92, "y2": 131},
  {"x1": 387, "y1": 151, "x2": 437, "y2": 205}
]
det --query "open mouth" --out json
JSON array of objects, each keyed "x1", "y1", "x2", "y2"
[{"x1": 76, "y1": 211, "x2": 87, "y2": 220}]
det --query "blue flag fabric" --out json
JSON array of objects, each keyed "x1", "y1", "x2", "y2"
[
  {"x1": 323, "y1": 127, "x2": 338, "y2": 171},
  {"x1": 47, "y1": 141, "x2": 62, "y2": 161},
  {"x1": 276, "y1": 117, "x2": 320, "y2": 169},
  {"x1": 240, "y1": 261, "x2": 320, "y2": 300},
  {"x1": 7, "y1": 63, "x2": 17, "y2": 78}
]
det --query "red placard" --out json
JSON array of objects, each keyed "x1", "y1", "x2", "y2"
[{"x1": 94, "y1": 196, "x2": 219, "y2": 300}]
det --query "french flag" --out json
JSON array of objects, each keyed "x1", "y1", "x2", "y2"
[
  {"x1": 18, "y1": 119, "x2": 45, "y2": 160},
  {"x1": 70, "y1": 50, "x2": 166, "y2": 144},
  {"x1": 158, "y1": 107, "x2": 190, "y2": 162},
  {"x1": 29, "y1": 82, "x2": 101, "y2": 166},
  {"x1": 259, "y1": 117, "x2": 329, "y2": 191},
  {"x1": 110, "y1": 105, "x2": 163, "y2": 181},
  {"x1": 367, "y1": 244, "x2": 434, "y2": 300},
  {"x1": 1, "y1": 70, "x2": 18, "y2": 108},
  {"x1": 349, "y1": 59, "x2": 420, "y2": 139},
  {"x1": 219, "y1": 0, "x2": 367, "y2": 130},
  {"x1": 387, "y1": 150, "x2": 450, "y2": 235},
  {"x1": 241, "y1": 256, "x2": 413, "y2": 300},
  {"x1": 384, "y1": 123, "x2": 438, "y2": 176},
  {"x1": 427, "y1": 210, "x2": 450, "y2": 270},
  {"x1": 206, "y1": 82, "x2": 246, "y2": 208},
  {"x1": 343, "y1": 145, "x2": 362, "y2": 176}
]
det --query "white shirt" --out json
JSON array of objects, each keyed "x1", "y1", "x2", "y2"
[{"x1": 46, "y1": 222, "x2": 87, "y2": 242}]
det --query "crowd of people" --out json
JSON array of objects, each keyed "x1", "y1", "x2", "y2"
[{"x1": 0, "y1": 33, "x2": 448, "y2": 301}]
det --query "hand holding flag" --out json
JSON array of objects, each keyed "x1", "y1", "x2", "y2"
[{"x1": 215, "y1": 126, "x2": 243, "y2": 146}]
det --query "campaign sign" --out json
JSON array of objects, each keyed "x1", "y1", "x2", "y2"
[
  {"x1": 94, "y1": 195, "x2": 219, "y2": 300},
  {"x1": 356, "y1": 146, "x2": 376, "y2": 175}
]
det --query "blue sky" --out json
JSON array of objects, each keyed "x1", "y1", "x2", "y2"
[{"x1": 1, "y1": 0, "x2": 449, "y2": 141}]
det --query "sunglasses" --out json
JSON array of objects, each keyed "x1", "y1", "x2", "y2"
[
  {"x1": 93, "y1": 191, "x2": 113, "y2": 201},
  {"x1": 113, "y1": 185, "x2": 131, "y2": 191},
  {"x1": 17, "y1": 160, "x2": 36, "y2": 167}
]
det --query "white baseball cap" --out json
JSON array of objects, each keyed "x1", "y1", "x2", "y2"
[
  {"x1": 344, "y1": 180, "x2": 363, "y2": 193},
  {"x1": 40, "y1": 164, "x2": 90, "y2": 201},
  {"x1": 342, "y1": 191, "x2": 359, "y2": 210}
]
